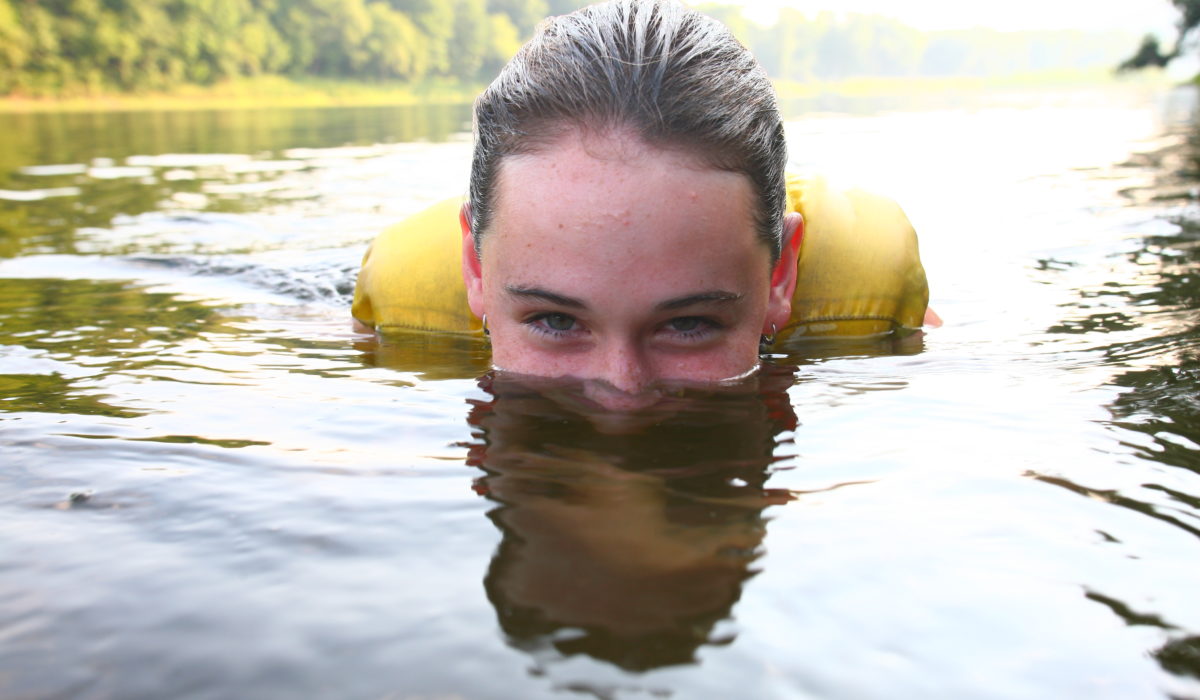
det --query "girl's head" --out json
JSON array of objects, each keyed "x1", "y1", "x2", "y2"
[
  {"x1": 460, "y1": 0, "x2": 801, "y2": 408},
  {"x1": 468, "y1": 0, "x2": 787, "y2": 259}
]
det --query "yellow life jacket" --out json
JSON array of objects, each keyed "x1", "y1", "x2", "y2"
[{"x1": 352, "y1": 174, "x2": 928, "y2": 342}]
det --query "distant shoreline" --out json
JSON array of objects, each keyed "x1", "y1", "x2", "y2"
[
  {"x1": 0, "y1": 70, "x2": 1173, "y2": 114},
  {"x1": 773, "y1": 69, "x2": 1173, "y2": 99},
  {"x1": 0, "y1": 76, "x2": 485, "y2": 113}
]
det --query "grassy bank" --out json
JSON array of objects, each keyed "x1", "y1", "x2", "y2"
[
  {"x1": 0, "y1": 75, "x2": 484, "y2": 113},
  {"x1": 0, "y1": 69, "x2": 1173, "y2": 113},
  {"x1": 772, "y1": 68, "x2": 1172, "y2": 99}
]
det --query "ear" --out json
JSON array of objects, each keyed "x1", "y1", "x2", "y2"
[
  {"x1": 460, "y1": 202, "x2": 486, "y2": 319},
  {"x1": 765, "y1": 212, "x2": 803, "y2": 334}
]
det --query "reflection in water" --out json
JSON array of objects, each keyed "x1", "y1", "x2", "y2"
[
  {"x1": 1158, "y1": 636, "x2": 1200, "y2": 681},
  {"x1": 774, "y1": 326, "x2": 928, "y2": 364},
  {"x1": 464, "y1": 366, "x2": 805, "y2": 672},
  {"x1": 0, "y1": 105, "x2": 472, "y2": 177},
  {"x1": 0, "y1": 103, "x2": 473, "y2": 259},
  {"x1": 354, "y1": 328, "x2": 491, "y2": 380},
  {"x1": 0, "y1": 276, "x2": 228, "y2": 416},
  {"x1": 1037, "y1": 98, "x2": 1200, "y2": 681},
  {"x1": 1107, "y1": 112, "x2": 1200, "y2": 476},
  {"x1": 1105, "y1": 211, "x2": 1200, "y2": 475},
  {"x1": 1086, "y1": 592, "x2": 1200, "y2": 680},
  {"x1": 1107, "y1": 134, "x2": 1200, "y2": 680}
]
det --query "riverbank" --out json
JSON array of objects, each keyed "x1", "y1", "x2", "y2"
[
  {"x1": 0, "y1": 69, "x2": 1173, "y2": 113},
  {"x1": 774, "y1": 68, "x2": 1172, "y2": 99},
  {"x1": 0, "y1": 76, "x2": 485, "y2": 113}
]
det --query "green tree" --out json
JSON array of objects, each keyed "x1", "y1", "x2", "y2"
[
  {"x1": 865, "y1": 17, "x2": 925, "y2": 77},
  {"x1": 1121, "y1": 0, "x2": 1200, "y2": 70},
  {"x1": 388, "y1": 0, "x2": 456, "y2": 76},
  {"x1": 309, "y1": 0, "x2": 372, "y2": 75},
  {"x1": 692, "y1": 3, "x2": 751, "y2": 45},
  {"x1": 238, "y1": 3, "x2": 291, "y2": 76},
  {"x1": 544, "y1": 0, "x2": 589, "y2": 16},
  {"x1": 758, "y1": 9, "x2": 828, "y2": 81},
  {"x1": 271, "y1": 1, "x2": 318, "y2": 76},
  {"x1": 490, "y1": 0, "x2": 548, "y2": 35},
  {"x1": 449, "y1": 0, "x2": 489, "y2": 79},
  {"x1": 124, "y1": 0, "x2": 184, "y2": 89},
  {"x1": 1121, "y1": 34, "x2": 1176, "y2": 70},
  {"x1": 481, "y1": 11, "x2": 522, "y2": 78},
  {"x1": 814, "y1": 14, "x2": 872, "y2": 78},
  {"x1": 16, "y1": 2, "x2": 67, "y2": 93},
  {"x1": 0, "y1": 0, "x2": 33, "y2": 92},
  {"x1": 364, "y1": 1, "x2": 427, "y2": 80}
]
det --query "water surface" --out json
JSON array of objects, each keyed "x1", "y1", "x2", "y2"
[{"x1": 2, "y1": 89, "x2": 1199, "y2": 698}]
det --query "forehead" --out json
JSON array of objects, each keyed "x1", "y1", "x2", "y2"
[
  {"x1": 481, "y1": 129, "x2": 770, "y2": 305},
  {"x1": 487, "y1": 129, "x2": 759, "y2": 258},
  {"x1": 497, "y1": 127, "x2": 739, "y2": 193}
]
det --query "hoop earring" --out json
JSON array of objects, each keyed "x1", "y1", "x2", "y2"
[
  {"x1": 481, "y1": 314, "x2": 490, "y2": 337},
  {"x1": 760, "y1": 323, "x2": 777, "y2": 347}
]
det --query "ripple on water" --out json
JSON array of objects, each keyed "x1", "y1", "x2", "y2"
[
  {"x1": 17, "y1": 163, "x2": 89, "y2": 177},
  {"x1": 0, "y1": 186, "x2": 81, "y2": 201}
]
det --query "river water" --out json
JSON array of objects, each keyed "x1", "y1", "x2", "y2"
[{"x1": 1, "y1": 84, "x2": 1199, "y2": 699}]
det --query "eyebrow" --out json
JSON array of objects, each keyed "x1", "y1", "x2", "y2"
[
  {"x1": 656, "y1": 291, "x2": 743, "y2": 311},
  {"x1": 504, "y1": 285, "x2": 742, "y2": 312},
  {"x1": 505, "y1": 285, "x2": 588, "y2": 309}
]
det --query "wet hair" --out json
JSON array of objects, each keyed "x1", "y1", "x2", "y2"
[{"x1": 468, "y1": 0, "x2": 788, "y2": 262}]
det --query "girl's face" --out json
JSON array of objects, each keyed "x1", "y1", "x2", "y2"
[{"x1": 462, "y1": 129, "x2": 799, "y2": 411}]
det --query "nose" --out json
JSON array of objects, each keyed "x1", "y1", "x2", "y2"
[
  {"x1": 584, "y1": 341, "x2": 660, "y2": 411},
  {"x1": 598, "y1": 340, "x2": 650, "y2": 393}
]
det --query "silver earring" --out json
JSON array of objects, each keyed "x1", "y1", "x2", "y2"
[
  {"x1": 760, "y1": 323, "x2": 777, "y2": 346},
  {"x1": 481, "y1": 314, "x2": 490, "y2": 337}
]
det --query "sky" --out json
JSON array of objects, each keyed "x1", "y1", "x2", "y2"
[{"x1": 732, "y1": 0, "x2": 1181, "y2": 35}]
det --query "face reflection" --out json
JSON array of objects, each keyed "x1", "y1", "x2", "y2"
[
  {"x1": 468, "y1": 367, "x2": 800, "y2": 670},
  {"x1": 463, "y1": 129, "x2": 794, "y2": 411}
]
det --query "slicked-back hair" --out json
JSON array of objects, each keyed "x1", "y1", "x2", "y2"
[{"x1": 468, "y1": 0, "x2": 788, "y2": 262}]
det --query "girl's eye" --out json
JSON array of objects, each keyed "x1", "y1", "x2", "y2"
[
  {"x1": 525, "y1": 312, "x2": 580, "y2": 337},
  {"x1": 668, "y1": 317, "x2": 702, "y2": 332},
  {"x1": 659, "y1": 316, "x2": 723, "y2": 343},
  {"x1": 543, "y1": 313, "x2": 575, "y2": 332}
]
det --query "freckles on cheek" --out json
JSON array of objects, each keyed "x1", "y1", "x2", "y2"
[
  {"x1": 658, "y1": 338, "x2": 761, "y2": 381},
  {"x1": 491, "y1": 334, "x2": 581, "y2": 376},
  {"x1": 661, "y1": 355, "x2": 747, "y2": 382}
]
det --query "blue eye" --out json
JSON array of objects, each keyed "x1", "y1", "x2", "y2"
[
  {"x1": 525, "y1": 312, "x2": 580, "y2": 338},
  {"x1": 659, "y1": 316, "x2": 723, "y2": 343},
  {"x1": 668, "y1": 317, "x2": 701, "y2": 332},
  {"x1": 543, "y1": 313, "x2": 575, "y2": 331}
]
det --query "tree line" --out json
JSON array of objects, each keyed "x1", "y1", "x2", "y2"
[
  {"x1": 699, "y1": 5, "x2": 1136, "y2": 83},
  {"x1": 0, "y1": 0, "x2": 591, "y2": 95},
  {"x1": 0, "y1": 0, "x2": 1138, "y2": 97}
]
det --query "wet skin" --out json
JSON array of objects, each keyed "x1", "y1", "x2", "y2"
[{"x1": 461, "y1": 129, "x2": 800, "y2": 411}]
